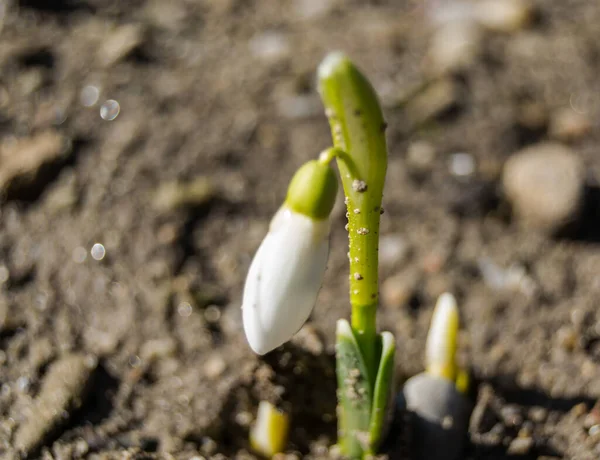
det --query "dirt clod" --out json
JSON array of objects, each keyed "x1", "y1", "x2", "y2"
[
  {"x1": 97, "y1": 24, "x2": 145, "y2": 67},
  {"x1": 0, "y1": 130, "x2": 68, "y2": 197},
  {"x1": 153, "y1": 178, "x2": 215, "y2": 212},
  {"x1": 14, "y1": 354, "x2": 97, "y2": 456}
]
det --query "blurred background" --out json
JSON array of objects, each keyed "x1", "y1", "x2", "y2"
[{"x1": 0, "y1": 0, "x2": 599, "y2": 458}]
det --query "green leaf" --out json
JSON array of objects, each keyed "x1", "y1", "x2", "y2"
[
  {"x1": 336, "y1": 319, "x2": 372, "y2": 458},
  {"x1": 336, "y1": 322, "x2": 396, "y2": 458},
  {"x1": 368, "y1": 331, "x2": 395, "y2": 451}
]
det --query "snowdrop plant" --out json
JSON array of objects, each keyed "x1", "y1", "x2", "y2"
[
  {"x1": 318, "y1": 53, "x2": 395, "y2": 458},
  {"x1": 242, "y1": 53, "x2": 395, "y2": 458},
  {"x1": 399, "y1": 293, "x2": 471, "y2": 460}
]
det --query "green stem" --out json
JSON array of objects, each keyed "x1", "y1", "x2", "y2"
[
  {"x1": 318, "y1": 53, "x2": 387, "y2": 386},
  {"x1": 319, "y1": 146, "x2": 379, "y2": 381},
  {"x1": 351, "y1": 304, "x2": 377, "y2": 382},
  {"x1": 319, "y1": 147, "x2": 362, "y2": 181}
]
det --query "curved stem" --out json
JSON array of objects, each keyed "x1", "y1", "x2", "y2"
[{"x1": 319, "y1": 147, "x2": 362, "y2": 183}]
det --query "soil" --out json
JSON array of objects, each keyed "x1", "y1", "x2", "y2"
[{"x1": 0, "y1": 0, "x2": 599, "y2": 459}]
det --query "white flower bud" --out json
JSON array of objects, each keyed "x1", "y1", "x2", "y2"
[
  {"x1": 425, "y1": 293, "x2": 459, "y2": 381},
  {"x1": 250, "y1": 401, "x2": 289, "y2": 457},
  {"x1": 242, "y1": 206, "x2": 330, "y2": 355}
]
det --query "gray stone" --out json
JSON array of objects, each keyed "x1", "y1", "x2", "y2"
[
  {"x1": 397, "y1": 374, "x2": 472, "y2": 460},
  {"x1": 503, "y1": 143, "x2": 585, "y2": 232}
]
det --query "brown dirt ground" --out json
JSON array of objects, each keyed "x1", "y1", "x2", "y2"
[{"x1": 0, "y1": 0, "x2": 600, "y2": 459}]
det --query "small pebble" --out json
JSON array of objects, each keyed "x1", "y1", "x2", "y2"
[
  {"x1": 177, "y1": 301, "x2": 192, "y2": 317},
  {"x1": 291, "y1": 324, "x2": 324, "y2": 355},
  {"x1": 0, "y1": 264, "x2": 9, "y2": 283},
  {"x1": 17, "y1": 376, "x2": 31, "y2": 393},
  {"x1": 277, "y1": 94, "x2": 320, "y2": 120},
  {"x1": 528, "y1": 406, "x2": 547, "y2": 423},
  {"x1": 74, "y1": 439, "x2": 89, "y2": 456},
  {"x1": 518, "y1": 421, "x2": 534, "y2": 437},
  {"x1": 249, "y1": 32, "x2": 290, "y2": 62},
  {"x1": 153, "y1": 178, "x2": 214, "y2": 212},
  {"x1": 583, "y1": 411, "x2": 600, "y2": 429},
  {"x1": 406, "y1": 141, "x2": 436, "y2": 171},
  {"x1": 588, "y1": 424, "x2": 600, "y2": 438},
  {"x1": 442, "y1": 415, "x2": 454, "y2": 429},
  {"x1": 507, "y1": 436, "x2": 533, "y2": 455},
  {"x1": 46, "y1": 171, "x2": 77, "y2": 212},
  {"x1": 235, "y1": 411, "x2": 253, "y2": 426},
  {"x1": 476, "y1": 0, "x2": 531, "y2": 33},
  {"x1": 378, "y1": 234, "x2": 410, "y2": 268},
  {"x1": 449, "y1": 152, "x2": 476, "y2": 177},
  {"x1": 570, "y1": 308, "x2": 587, "y2": 330},
  {"x1": 477, "y1": 257, "x2": 536, "y2": 296},
  {"x1": 422, "y1": 250, "x2": 447, "y2": 274},
  {"x1": 571, "y1": 402, "x2": 587, "y2": 417},
  {"x1": 406, "y1": 79, "x2": 460, "y2": 126},
  {"x1": 17, "y1": 69, "x2": 44, "y2": 95},
  {"x1": 201, "y1": 437, "x2": 217, "y2": 455},
  {"x1": 502, "y1": 143, "x2": 585, "y2": 232},
  {"x1": 204, "y1": 356, "x2": 227, "y2": 379},
  {"x1": 426, "y1": 0, "x2": 478, "y2": 27},
  {"x1": 426, "y1": 21, "x2": 482, "y2": 75},
  {"x1": 157, "y1": 223, "x2": 180, "y2": 245},
  {"x1": 128, "y1": 355, "x2": 142, "y2": 368},
  {"x1": 381, "y1": 271, "x2": 418, "y2": 308},
  {"x1": 140, "y1": 338, "x2": 176, "y2": 361},
  {"x1": 293, "y1": 0, "x2": 335, "y2": 20},
  {"x1": 500, "y1": 405, "x2": 523, "y2": 427},
  {"x1": 549, "y1": 108, "x2": 591, "y2": 142}
]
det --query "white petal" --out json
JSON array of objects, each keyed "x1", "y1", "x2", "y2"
[
  {"x1": 241, "y1": 233, "x2": 269, "y2": 352},
  {"x1": 243, "y1": 208, "x2": 329, "y2": 355}
]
